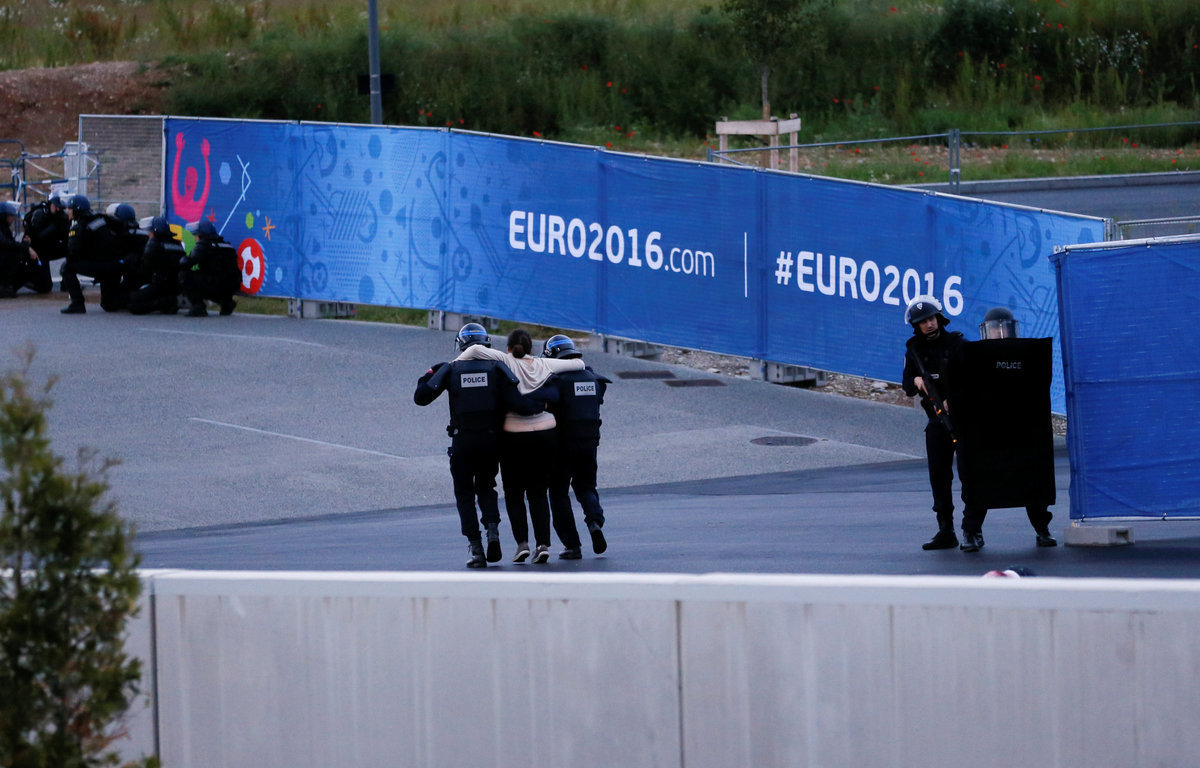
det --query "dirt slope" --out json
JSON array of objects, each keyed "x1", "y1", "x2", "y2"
[{"x1": 0, "y1": 62, "x2": 168, "y2": 156}]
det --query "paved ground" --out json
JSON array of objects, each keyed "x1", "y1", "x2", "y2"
[{"x1": 4, "y1": 290, "x2": 1197, "y2": 579}]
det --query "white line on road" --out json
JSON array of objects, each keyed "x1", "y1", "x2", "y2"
[
  {"x1": 190, "y1": 418, "x2": 406, "y2": 459},
  {"x1": 139, "y1": 328, "x2": 327, "y2": 347}
]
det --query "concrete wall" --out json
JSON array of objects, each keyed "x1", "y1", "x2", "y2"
[{"x1": 117, "y1": 571, "x2": 1200, "y2": 767}]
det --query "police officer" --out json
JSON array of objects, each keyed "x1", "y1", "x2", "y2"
[
  {"x1": 106, "y1": 203, "x2": 148, "y2": 300},
  {"x1": 902, "y1": 296, "x2": 986, "y2": 552},
  {"x1": 20, "y1": 194, "x2": 68, "y2": 294},
  {"x1": 975, "y1": 307, "x2": 1056, "y2": 547},
  {"x1": 0, "y1": 201, "x2": 39, "y2": 298},
  {"x1": 60, "y1": 194, "x2": 124, "y2": 313},
  {"x1": 127, "y1": 217, "x2": 183, "y2": 315},
  {"x1": 414, "y1": 323, "x2": 544, "y2": 568},
  {"x1": 542, "y1": 335, "x2": 611, "y2": 558},
  {"x1": 179, "y1": 220, "x2": 240, "y2": 316}
]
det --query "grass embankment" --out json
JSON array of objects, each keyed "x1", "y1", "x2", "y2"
[{"x1": 3, "y1": 0, "x2": 1198, "y2": 181}]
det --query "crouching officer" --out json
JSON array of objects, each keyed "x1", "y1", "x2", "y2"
[
  {"x1": 902, "y1": 296, "x2": 988, "y2": 552},
  {"x1": 60, "y1": 195, "x2": 124, "y2": 313},
  {"x1": 542, "y1": 335, "x2": 611, "y2": 558},
  {"x1": 0, "y1": 201, "x2": 39, "y2": 297},
  {"x1": 20, "y1": 195, "x2": 68, "y2": 294},
  {"x1": 414, "y1": 323, "x2": 547, "y2": 568},
  {"x1": 180, "y1": 221, "x2": 240, "y2": 316},
  {"x1": 127, "y1": 217, "x2": 183, "y2": 315}
]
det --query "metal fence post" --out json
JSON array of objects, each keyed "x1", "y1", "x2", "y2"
[{"x1": 948, "y1": 128, "x2": 961, "y2": 190}]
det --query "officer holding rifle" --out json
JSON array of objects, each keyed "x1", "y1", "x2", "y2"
[{"x1": 902, "y1": 296, "x2": 986, "y2": 552}]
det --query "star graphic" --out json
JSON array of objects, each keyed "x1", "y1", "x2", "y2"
[
  {"x1": 262, "y1": 216, "x2": 275, "y2": 241},
  {"x1": 206, "y1": 209, "x2": 217, "y2": 223}
]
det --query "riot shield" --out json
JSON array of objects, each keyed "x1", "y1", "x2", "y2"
[{"x1": 954, "y1": 338, "x2": 1056, "y2": 509}]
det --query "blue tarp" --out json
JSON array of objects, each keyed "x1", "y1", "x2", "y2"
[
  {"x1": 163, "y1": 118, "x2": 1109, "y2": 412},
  {"x1": 1052, "y1": 236, "x2": 1200, "y2": 520}
]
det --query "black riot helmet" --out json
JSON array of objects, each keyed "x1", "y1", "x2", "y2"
[
  {"x1": 542, "y1": 334, "x2": 580, "y2": 359},
  {"x1": 904, "y1": 296, "x2": 948, "y2": 330},
  {"x1": 455, "y1": 322, "x2": 491, "y2": 351},
  {"x1": 980, "y1": 306, "x2": 1020, "y2": 339},
  {"x1": 68, "y1": 194, "x2": 92, "y2": 215}
]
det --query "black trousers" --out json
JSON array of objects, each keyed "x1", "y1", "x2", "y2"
[
  {"x1": 549, "y1": 436, "x2": 604, "y2": 550},
  {"x1": 925, "y1": 420, "x2": 986, "y2": 534},
  {"x1": 61, "y1": 259, "x2": 124, "y2": 309},
  {"x1": 448, "y1": 430, "x2": 502, "y2": 541},
  {"x1": 499, "y1": 429, "x2": 556, "y2": 547}
]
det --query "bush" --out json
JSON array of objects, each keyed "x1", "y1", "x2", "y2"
[{"x1": 0, "y1": 347, "x2": 153, "y2": 768}]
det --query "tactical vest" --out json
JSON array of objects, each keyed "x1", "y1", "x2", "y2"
[
  {"x1": 445, "y1": 359, "x2": 505, "y2": 433},
  {"x1": 556, "y1": 368, "x2": 604, "y2": 439}
]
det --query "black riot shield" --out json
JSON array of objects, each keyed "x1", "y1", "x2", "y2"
[{"x1": 954, "y1": 337, "x2": 1056, "y2": 510}]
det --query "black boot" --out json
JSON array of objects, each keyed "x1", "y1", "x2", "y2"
[
  {"x1": 922, "y1": 529, "x2": 959, "y2": 550},
  {"x1": 1035, "y1": 529, "x2": 1057, "y2": 547},
  {"x1": 587, "y1": 520, "x2": 607, "y2": 554},
  {"x1": 466, "y1": 540, "x2": 487, "y2": 568},
  {"x1": 484, "y1": 523, "x2": 502, "y2": 563},
  {"x1": 960, "y1": 531, "x2": 985, "y2": 552}
]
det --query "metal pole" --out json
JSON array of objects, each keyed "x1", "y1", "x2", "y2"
[
  {"x1": 948, "y1": 128, "x2": 961, "y2": 190},
  {"x1": 367, "y1": 0, "x2": 382, "y2": 124}
]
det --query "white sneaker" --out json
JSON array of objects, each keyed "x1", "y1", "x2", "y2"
[{"x1": 512, "y1": 542, "x2": 530, "y2": 563}]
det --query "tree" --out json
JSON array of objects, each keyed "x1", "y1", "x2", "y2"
[
  {"x1": 0, "y1": 346, "x2": 153, "y2": 768},
  {"x1": 722, "y1": 0, "x2": 830, "y2": 119}
]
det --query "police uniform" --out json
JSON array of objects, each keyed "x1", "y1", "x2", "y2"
[
  {"x1": 547, "y1": 364, "x2": 610, "y2": 555},
  {"x1": 21, "y1": 199, "x2": 68, "y2": 294},
  {"x1": 414, "y1": 356, "x2": 527, "y2": 566},
  {"x1": 180, "y1": 225, "x2": 240, "y2": 316},
  {"x1": 0, "y1": 208, "x2": 36, "y2": 297},
  {"x1": 127, "y1": 220, "x2": 183, "y2": 315},
  {"x1": 902, "y1": 307, "x2": 986, "y2": 549},
  {"x1": 61, "y1": 202, "x2": 125, "y2": 312}
]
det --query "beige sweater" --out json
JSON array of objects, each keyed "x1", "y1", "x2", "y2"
[{"x1": 454, "y1": 345, "x2": 585, "y2": 431}]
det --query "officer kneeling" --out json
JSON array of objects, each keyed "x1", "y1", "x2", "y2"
[
  {"x1": 542, "y1": 335, "x2": 612, "y2": 558},
  {"x1": 414, "y1": 323, "x2": 556, "y2": 568},
  {"x1": 180, "y1": 221, "x2": 240, "y2": 316}
]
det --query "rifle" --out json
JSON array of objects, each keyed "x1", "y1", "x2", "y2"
[{"x1": 906, "y1": 347, "x2": 957, "y2": 444}]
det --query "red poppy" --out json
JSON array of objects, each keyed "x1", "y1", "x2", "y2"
[{"x1": 533, "y1": 131, "x2": 542, "y2": 138}]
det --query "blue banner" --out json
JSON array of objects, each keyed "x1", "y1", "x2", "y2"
[
  {"x1": 1052, "y1": 237, "x2": 1200, "y2": 520},
  {"x1": 164, "y1": 118, "x2": 1108, "y2": 412}
]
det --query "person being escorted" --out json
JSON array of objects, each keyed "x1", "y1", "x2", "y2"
[
  {"x1": 0, "y1": 201, "x2": 40, "y2": 298},
  {"x1": 456, "y1": 328, "x2": 584, "y2": 564},
  {"x1": 541, "y1": 334, "x2": 612, "y2": 559},
  {"x1": 127, "y1": 217, "x2": 183, "y2": 315},
  {"x1": 414, "y1": 323, "x2": 546, "y2": 568},
  {"x1": 179, "y1": 220, "x2": 240, "y2": 317},
  {"x1": 902, "y1": 296, "x2": 987, "y2": 552},
  {"x1": 60, "y1": 195, "x2": 125, "y2": 314}
]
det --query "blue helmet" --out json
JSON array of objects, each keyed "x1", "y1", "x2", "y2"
[
  {"x1": 114, "y1": 203, "x2": 137, "y2": 225},
  {"x1": 150, "y1": 217, "x2": 173, "y2": 237},
  {"x1": 0, "y1": 200, "x2": 18, "y2": 217},
  {"x1": 455, "y1": 322, "x2": 490, "y2": 351},
  {"x1": 195, "y1": 220, "x2": 218, "y2": 239},
  {"x1": 542, "y1": 334, "x2": 580, "y2": 359},
  {"x1": 68, "y1": 194, "x2": 91, "y2": 214}
]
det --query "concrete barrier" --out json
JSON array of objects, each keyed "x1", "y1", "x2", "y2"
[{"x1": 117, "y1": 571, "x2": 1200, "y2": 767}]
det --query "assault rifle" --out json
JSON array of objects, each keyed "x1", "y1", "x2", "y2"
[{"x1": 906, "y1": 347, "x2": 957, "y2": 444}]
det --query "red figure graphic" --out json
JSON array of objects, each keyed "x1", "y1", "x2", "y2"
[{"x1": 171, "y1": 133, "x2": 211, "y2": 223}]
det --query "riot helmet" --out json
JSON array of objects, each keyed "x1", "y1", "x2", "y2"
[
  {"x1": 114, "y1": 203, "x2": 137, "y2": 226},
  {"x1": 195, "y1": 220, "x2": 218, "y2": 240},
  {"x1": 455, "y1": 322, "x2": 491, "y2": 351},
  {"x1": 0, "y1": 200, "x2": 18, "y2": 218},
  {"x1": 980, "y1": 306, "x2": 1020, "y2": 339},
  {"x1": 542, "y1": 334, "x2": 580, "y2": 359},
  {"x1": 68, "y1": 194, "x2": 91, "y2": 215},
  {"x1": 149, "y1": 216, "x2": 173, "y2": 237},
  {"x1": 905, "y1": 296, "x2": 948, "y2": 330}
]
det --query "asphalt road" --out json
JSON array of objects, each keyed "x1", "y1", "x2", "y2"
[{"x1": 4, "y1": 290, "x2": 1197, "y2": 579}]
